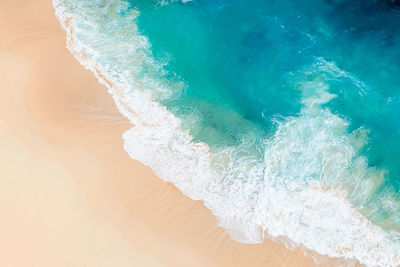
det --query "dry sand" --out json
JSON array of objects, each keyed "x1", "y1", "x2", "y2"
[{"x1": 0, "y1": 1, "x2": 347, "y2": 266}]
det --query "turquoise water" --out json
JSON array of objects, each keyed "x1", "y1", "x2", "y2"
[
  {"x1": 132, "y1": 0, "x2": 400, "y2": 227},
  {"x1": 54, "y1": 0, "x2": 400, "y2": 265}
]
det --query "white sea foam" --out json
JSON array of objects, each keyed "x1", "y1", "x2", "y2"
[
  {"x1": 158, "y1": 0, "x2": 193, "y2": 6},
  {"x1": 53, "y1": 0, "x2": 400, "y2": 265}
]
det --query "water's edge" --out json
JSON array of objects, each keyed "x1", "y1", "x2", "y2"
[{"x1": 52, "y1": 1, "x2": 400, "y2": 266}]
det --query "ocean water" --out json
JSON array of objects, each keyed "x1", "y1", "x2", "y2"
[{"x1": 53, "y1": 0, "x2": 400, "y2": 265}]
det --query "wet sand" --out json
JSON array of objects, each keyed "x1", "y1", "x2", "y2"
[{"x1": 0, "y1": 1, "x2": 347, "y2": 266}]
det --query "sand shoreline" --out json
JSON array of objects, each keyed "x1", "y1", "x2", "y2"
[{"x1": 0, "y1": 1, "x2": 352, "y2": 266}]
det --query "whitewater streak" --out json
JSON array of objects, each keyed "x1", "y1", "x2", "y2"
[{"x1": 54, "y1": 0, "x2": 400, "y2": 265}]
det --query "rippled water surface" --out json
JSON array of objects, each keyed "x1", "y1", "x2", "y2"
[{"x1": 54, "y1": 0, "x2": 400, "y2": 265}]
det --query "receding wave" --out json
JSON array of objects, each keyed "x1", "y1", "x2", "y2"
[{"x1": 53, "y1": 0, "x2": 400, "y2": 265}]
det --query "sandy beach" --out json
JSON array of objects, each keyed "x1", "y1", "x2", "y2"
[{"x1": 0, "y1": 1, "x2": 347, "y2": 266}]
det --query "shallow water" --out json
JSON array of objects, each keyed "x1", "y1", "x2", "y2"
[
  {"x1": 133, "y1": 0, "x2": 400, "y2": 229},
  {"x1": 54, "y1": 0, "x2": 400, "y2": 265}
]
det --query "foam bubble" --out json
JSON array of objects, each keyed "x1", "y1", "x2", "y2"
[{"x1": 158, "y1": 0, "x2": 193, "y2": 6}]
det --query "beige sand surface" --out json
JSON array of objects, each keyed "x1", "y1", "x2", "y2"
[{"x1": 0, "y1": 1, "x2": 347, "y2": 266}]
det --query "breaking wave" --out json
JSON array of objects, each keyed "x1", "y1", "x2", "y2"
[{"x1": 54, "y1": 0, "x2": 400, "y2": 265}]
